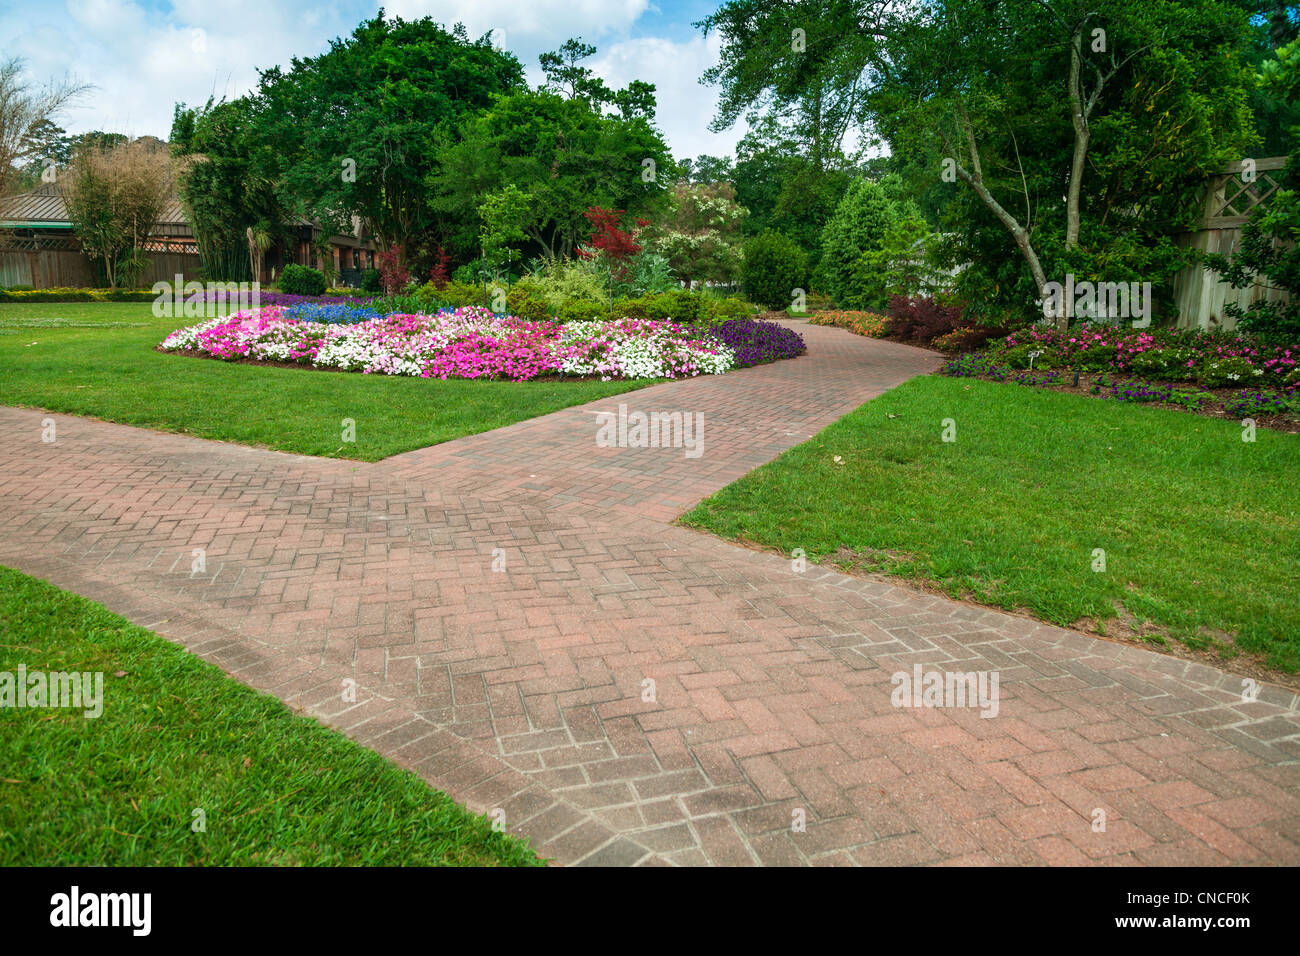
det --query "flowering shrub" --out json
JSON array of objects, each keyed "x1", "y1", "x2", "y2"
[
  {"x1": 993, "y1": 327, "x2": 1298, "y2": 387},
  {"x1": 709, "y1": 318, "x2": 806, "y2": 366},
  {"x1": 160, "y1": 306, "x2": 743, "y2": 381},
  {"x1": 809, "y1": 310, "x2": 889, "y2": 337}
]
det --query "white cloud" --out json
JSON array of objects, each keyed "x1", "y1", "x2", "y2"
[
  {"x1": 590, "y1": 33, "x2": 746, "y2": 161},
  {"x1": 0, "y1": 0, "x2": 744, "y2": 159},
  {"x1": 381, "y1": 0, "x2": 650, "y2": 45}
]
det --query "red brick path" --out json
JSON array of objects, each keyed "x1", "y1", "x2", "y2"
[{"x1": 1, "y1": 322, "x2": 1297, "y2": 866}]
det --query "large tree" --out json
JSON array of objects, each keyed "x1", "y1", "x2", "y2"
[
  {"x1": 429, "y1": 43, "x2": 673, "y2": 262},
  {"x1": 61, "y1": 138, "x2": 172, "y2": 288},
  {"x1": 701, "y1": 0, "x2": 1260, "y2": 325},
  {"x1": 172, "y1": 97, "x2": 288, "y2": 281},
  {"x1": 0, "y1": 58, "x2": 87, "y2": 199},
  {"x1": 250, "y1": 15, "x2": 523, "y2": 262}
]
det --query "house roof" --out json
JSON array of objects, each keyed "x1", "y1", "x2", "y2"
[
  {"x1": 0, "y1": 183, "x2": 189, "y2": 225},
  {"x1": 1, "y1": 184, "x2": 371, "y2": 248}
]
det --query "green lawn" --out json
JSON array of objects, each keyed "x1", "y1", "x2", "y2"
[
  {"x1": 0, "y1": 302, "x2": 648, "y2": 460},
  {"x1": 0, "y1": 565, "x2": 542, "y2": 866},
  {"x1": 681, "y1": 375, "x2": 1300, "y2": 671}
]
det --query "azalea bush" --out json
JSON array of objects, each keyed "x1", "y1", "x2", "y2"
[
  {"x1": 160, "y1": 306, "x2": 744, "y2": 381},
  {"x1": 991, "y1": 327, "x2": 1299, "y2": 388}
]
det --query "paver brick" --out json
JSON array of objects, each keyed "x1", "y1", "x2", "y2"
[{"x1": 2, "y1": 321, "x2": 1297, "y2": 866}]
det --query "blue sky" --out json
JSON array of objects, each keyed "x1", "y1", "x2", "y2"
[{"x1": 0, "y1": 0, "x2": 746, "y2": 159}]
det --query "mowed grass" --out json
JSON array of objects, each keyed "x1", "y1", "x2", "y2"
[
  {"x1": 681, "y1": 375, "x2": 1300, "y2": 671},
  {"x1": 0, "y1": 566, "x2": 542, "y2": 866},
  {"x1": 0, "y1": 301, "x2": 649, "y2": 460}
]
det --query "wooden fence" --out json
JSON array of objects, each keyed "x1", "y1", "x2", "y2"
[
  {"x1": 0, "y1": 236, "x2": 201, "y2": 289},
  {"x1": 1172, "y1": 156, "x2": 1290, "y2": 330}
]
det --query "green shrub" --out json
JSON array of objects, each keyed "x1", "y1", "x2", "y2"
[
  {"x1": 359, "y1": 269, "x2": 382, "y2": 293},
  {"x1": 741, "y1": 231, "x2": 809, "y2": 310},
  {"x1": 438, "y1": 280, "x2": 489, "y2": 308},
  {"x1": 279, "y1": 264, "x2": 327, "y2": 297},
  {"x1": 505, "y1": 284, "x2": 553, "y2": 321},
  {"x1": 1126, "y1": 348, "x2": 1194, "y2": 381},
  {"x1": 1198, "y1": 356, "x2": 1265, "y2": 388},
  {"x1": 706, "y1": 296, "x2": 759, "y2": 323}
]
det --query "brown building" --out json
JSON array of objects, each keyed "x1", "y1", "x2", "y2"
[{"x1": 0, "y1": 183, "x2": 378, "y2": 289}]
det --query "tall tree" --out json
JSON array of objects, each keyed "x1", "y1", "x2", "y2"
[
  {"x1": 429, "y1": 84, "x2": 673, "y2": 261},
  {"x1": 61, "y1": 138, "x2": 171, "y2": 288},
  {"x1": 250, "y1": 15, "x2": 523, "y2": 261},
  {"x1": 0, "y1": 58, "x2": 87, "y2": 199},
  {"x1": 701, "y1": 0, "x2": 1260, "y2": 324}
]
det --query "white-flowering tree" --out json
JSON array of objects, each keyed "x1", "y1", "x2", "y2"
[{"x1": 646, "y1": 181, "x2": 747, "y2": 289}]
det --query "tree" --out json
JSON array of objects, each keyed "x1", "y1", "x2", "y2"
[
  {"x1": 172, "y1": 97, "x2": 287, "y2": 281},
  {"x1": 250, "y1": 15, "x2": 523, "y2": 263},
  {"x1": 430, "y1": 84, "x2": 673, "y2": 261},
  {"x1": 646, "y1": 181, "x2": 747, "y2": 288},
  {"x1": 0, "y1": 58, "x2": 88, "y2": 199},
  {"x1": 700, "y1": 0, "x2": 1259, "y2": 326},
  {"x1": 61, "y1": 138, "x2": 172, "y2": 288},
  {"x1": 577, "y1": 206, "x2": 644, "y2": 278},
  {"x1": 478, "y1": 184, "x2": 530, "y2": 272},
  {"x1": 742, "y1": 230, "x2": 810, "y2": 309},
  {"x1": 816, "y1": 176, "x2": 924, "y2": 307}
]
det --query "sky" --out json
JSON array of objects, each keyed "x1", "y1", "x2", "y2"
[{"x1": 0, "y1": 0, "x2": 746, "y2": 160}]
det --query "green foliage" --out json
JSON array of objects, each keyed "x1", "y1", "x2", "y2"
[
  {"x1": 1204, "y1": 39, "x2": 1300, "y2": 343},
  {"x1": 251, "y1": 15, "x2": 523, "y2": 261},
  {"x1": 429, "y1": 86, "x2": 673, "y2": 262},
  {"x1": 279, "y1": 263, "x2": 327, "y2": 296},
  {"x1": 171, "y1": 97, "x2": 286, "y2": 282},
  {"x1": 359, "y1": 268, "x2": 382, "y2": 293},
  {"x1": 816, "y1": 177, "x2": 922, "y2": 308},
  {"x1": 741, "y1": 230, "x2": 809, "y2": 309},
  {"x1": 701, "y1": 0, "x2": 1260, "y2": 323},
  {"x1": 645, "y1": 181, "x2": 746, "y2": 288}
]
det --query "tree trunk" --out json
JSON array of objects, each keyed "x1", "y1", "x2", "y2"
[{"x1": 1065, "y1": 33, "x2": 1088, "y2": 251}]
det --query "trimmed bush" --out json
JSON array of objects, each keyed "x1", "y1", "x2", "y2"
[
  {"x1": 359, "y1": 269, "x2": 382, "y2": 293},
  {"x1": 742, "y1": 231, "x2": 809, "y2": 310},
  {"x1": 279, "y1": 264, "x2": 328, "y2": 297}
]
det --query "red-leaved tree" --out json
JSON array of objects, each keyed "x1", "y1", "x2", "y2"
[
  {"x1": 378, "y1": 244, "x2": 410, "y2": 295},
  {"x1": 577, "y1": 207, "x2": 643, "y2": 279},
  {"x1": 428, "y1": 245, "x2": 451, "y2": 289}
]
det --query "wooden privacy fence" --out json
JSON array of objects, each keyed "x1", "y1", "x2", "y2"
[
  {"x1": 0, "y1": 235, "x2": 201, "y2": 289},
  {"x1": 1172, "y1": 156, "x2": 1290, "y2": 330}
]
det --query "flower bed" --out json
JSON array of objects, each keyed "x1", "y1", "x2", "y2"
[
  {"x1": 160, "y1": 306, "x2": 766, "y2": 381},
  {"x1": 940, "y1": 351, "x2": 1300, "y2": 430},
  {"x1": 991, "y1": 326, "x2": 1299, "y2": 388},
  {"x1": 710, "y1": 317, "x2": 806, "y2": 365},
  {"x1": 808, "y1": 310, "x2": 890, "y2": 338}
]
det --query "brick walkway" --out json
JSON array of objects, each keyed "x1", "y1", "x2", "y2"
[{"x1": 1, "y1": 321, "x2": 1297, "y2": 866}]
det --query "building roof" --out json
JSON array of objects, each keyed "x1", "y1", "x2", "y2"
[
  {"x1": 0, "y1": 184, "x2": 187, "y2": 226},
  {"x1": 0, "y1": 184, "x2": 371, "y2": 248}
]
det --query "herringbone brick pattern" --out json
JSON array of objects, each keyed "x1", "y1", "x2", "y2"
[{"x1": 1, "y1": 321, "x2": 1297, "y2": 866}]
